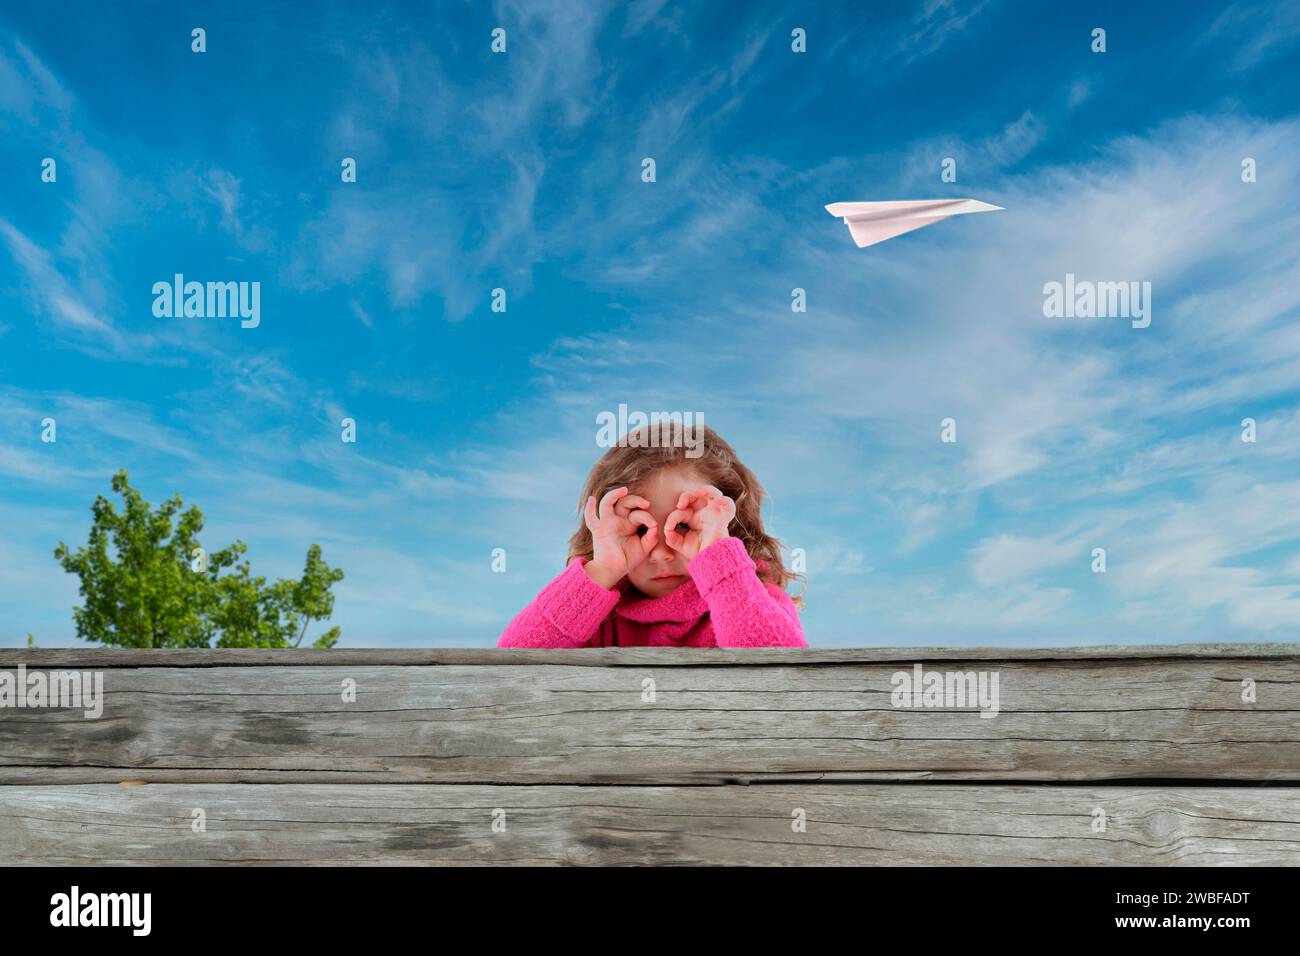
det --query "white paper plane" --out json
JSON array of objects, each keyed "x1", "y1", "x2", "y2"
[{"x1": 825, "y1": 198, "x2": 1004, "y2": 248}]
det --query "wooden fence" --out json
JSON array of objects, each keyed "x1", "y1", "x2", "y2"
[{"x1": 2, "y1": 644, "x2": 1299, "y2": 865}]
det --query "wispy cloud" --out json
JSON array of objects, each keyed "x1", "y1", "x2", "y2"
[
  {"x1": 1200, "y1": 0, "x2": 1300, "y2": 71},
  {"x1": 891, "y1": 0, "x2": 995, "y2": 65},
  {"x1": 0, "y1": 219, "x2": 119, "y2": 341}
]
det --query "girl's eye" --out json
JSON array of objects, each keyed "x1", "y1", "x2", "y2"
[
  {"x1": 675, "y1": 523, "x2": 690, "y2": 534},
  {"x1": 635, "y1": 525, "x2": 648, "y2": 537}
]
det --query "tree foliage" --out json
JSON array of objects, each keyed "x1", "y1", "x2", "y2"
[{"x1": 54, "y1": 470, "x2": 343, "y2": 649}]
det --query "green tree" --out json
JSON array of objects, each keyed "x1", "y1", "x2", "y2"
[
  {"x1": 54, "y1": 470, "x2": 343, "y2": 649},
  {"x1": 209, "y1": 544, "x2": 342, "y2": 648}
]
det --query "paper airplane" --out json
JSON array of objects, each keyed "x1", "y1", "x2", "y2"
[{"x1": 825, "y1": 198, "x2": 1004, "y2": 248}]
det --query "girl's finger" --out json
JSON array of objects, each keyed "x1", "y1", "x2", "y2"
[
  {"x1": 680, "y1": 487, "x2": 716, "y2": 511},
  {"x1": 597, "y1": 486, "x2": 629, "y2": 520},
  {"x1": 638, "y1": 521, "x2": 659, "y2": 552},
  {"x1": 613, "y1": 494, "x2": 651, "y2": 517},
  {"x1": 664, "y1": 508, "x2": 695, "y2": 542},
  {"x1": 691, "y1": 485, "x2": 725, "y2": 505},
  {"x1": 627, "y1": 509, "x2": 658, "y2": 530}
]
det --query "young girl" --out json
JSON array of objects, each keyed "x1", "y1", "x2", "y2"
[{"x1": 498, "y1": 424, "x2": 806, "y2": 648}]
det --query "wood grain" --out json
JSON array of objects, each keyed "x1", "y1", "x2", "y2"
[
  {"x1": 3, "y1": 654, "x2": 1297, "y2": 784},
  {"x1": 7, "y1": 646, "x2": 1296, "y2": 864},
  {"x1": 3, "y1": 783, "x2": 1296, "y2": 866}
]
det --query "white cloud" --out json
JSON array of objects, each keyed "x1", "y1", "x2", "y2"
[
  {"x1": 0, "y1": 220, "x2": 118, "y2": 342},
  {"x1": 1200, "y1": 0, "x2": 1300, "y2": 71},
  {"x1": 970, "y1": 534, "x2": 1082, "y2": 586},
  {"x1": 892, "y1": 0, "x2": 995, "y2": 65}
]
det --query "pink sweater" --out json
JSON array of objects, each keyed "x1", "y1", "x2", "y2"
[{"x1": 497, "y1": 536, "x2": 807, "y2": 648}]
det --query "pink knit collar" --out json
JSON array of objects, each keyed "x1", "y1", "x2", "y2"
[
  {"x1": 616, "y1": 578, "x2": 708, "y2": 624},
  {"x1": 613, "y1": 554, "x2": 771, "y2": 624}
]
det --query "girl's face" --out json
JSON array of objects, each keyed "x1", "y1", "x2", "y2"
[{"x1": 624, "y1": 465, "x2": 700, "y2": 598}]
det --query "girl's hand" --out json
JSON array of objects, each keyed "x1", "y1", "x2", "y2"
[
  {"x1": 583, "y1": 487, "x2": 658, "y2": 589},
  {"x1": 664, "y1": 485, "x2": 735, "y2": 561}
]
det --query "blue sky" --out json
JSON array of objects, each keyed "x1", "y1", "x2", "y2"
[{"x1": 2, "y1": 0, "x2": 1299, "y2": 647}]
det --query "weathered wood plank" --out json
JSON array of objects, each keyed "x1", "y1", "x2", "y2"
[
  {"x1": 4, "y1": 643, "x2": 1298, "y2": 667},
  {"x1": 2, "y1": 783, "x2": 1296, "y2": 866},
  {"x1": 4, "y1": 658, "x2": 1297, "y2": 783}
]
